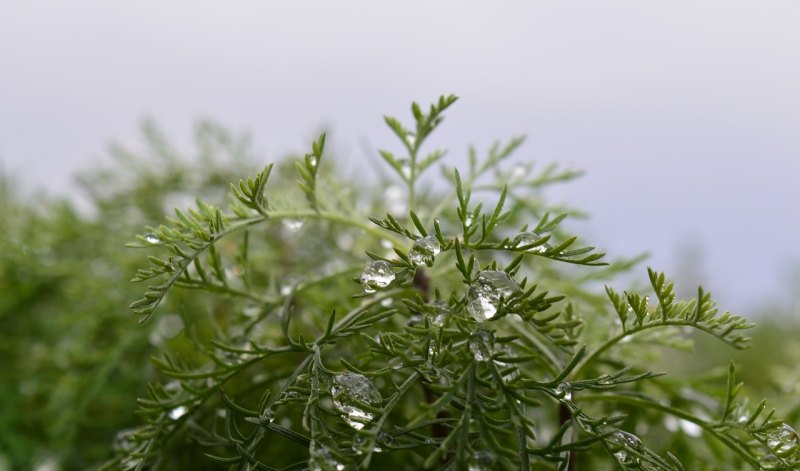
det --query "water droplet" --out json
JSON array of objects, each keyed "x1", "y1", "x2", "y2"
[
  {"x1": 759, "y1": 453, "x2": 782, "y2": 469},
  {"x1": 610, "y1": 431, "x2": 643, "y2": 465},
  {"x1": 554, "y1": 382, "x2": 572, "y2": 401},
  {"x1": 360, "y1": 261, "x2": 395, "y2": 293},
  {"x1": 510, "y1": 163, "x2": 527, "y2": 179},
  {"x1": 282, "y1": 218, "x2": 304, "y2": 232},
  {"x1": 464, "y1": 212, "x2": 475, "y2": 226},
  {"x1": 384, "y1": 185, "x2": 406, "y2": 214},
  {"x1": 466, "y1": 270, "x2": 521, "y2": 321},
  {"x1": 157, "y1": 314, "x2": 184, "y2": 339},
  {"x1": 331, "y1": 373, "x2": 382, "y2": 430},
  {"x1": 380, "y1": 297, "x2": 393, "y2": 307},
  {"x1": 143, "y1": 233, "x2": 161, "y2": 244},
  {"x1": 409, "y1": 236, "x2": 441, "y2": 266},
  {"x1": 512, "y1": 232, "x2": 551, "y2": 254},
  {"x1": 168, "y1": 405, "x2": 188, "y2": 420},
  {"x1": 406, "y1": 132, "x2": 416, "y2": 147},
  {"x1": 112, "y1": 428, "x2": 137, "y2": 452},
  {"x1": 597, "y1": 374, "x2": 614, "y2": 385},
  {"x1": 428, "y1": 300, "x2": 449, "y2": 327},
  {"x1": 470, "y1": 330, "x2": 494, "y2": 362},
  {"x1": 398, "y1": 159, "x2": 412, "y2": 179},
  {"x1": 766, "y1": 423, "x2": 799, "y2": 455},
  {"x1": 308, "y1": 441, "x2": 345, "y2": 471},
  {"x1": 467, "y1": 451, "x2": 495, "y2": 471}
]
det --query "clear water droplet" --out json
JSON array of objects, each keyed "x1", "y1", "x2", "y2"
[
  {"x1": 406, "y1": 132, "x2": 416, "y2": 147},
  {"x1": 282, "y1": 218, "x2": 304, "y2": 232},
  {"x1": 331, "y1": 373, "x2": 382, "y2": 430},
  {"x1": 428, "y1": 300, "x2": 449, "y2": 327},
  {"x1": 596, "y1": 374, "x2": 614, "y2": 385},
  {"x1": 464, "y1": 212, "x2": 475, "y2": 226},
  {"x1": 143, "y1": 233, "x2": 161, "y2": 244},
  {"x1": 466, "y1": 270, "x2": 521, "y2": 321},
  {"x1": 470, "y1": 330, "x2": 494, "y2": 362},
  {"x1": 168, "y1": 405, "x2": 188, "y2": 420},
  {"x1": 112, "y1": 428, "x2": 137, "y2": 452},
  {"x1": 512, "y1": 232, "x2": 551, "y2": 254},
  {"x1": 360, "y1": 261, "x2": 395, "y2": 293},
  {"x1": 409, "y1": 236, "x2": 441, "y2": 266},
  {"x1": 467, "y1": 451, "x2": 495, "y2": 471},
  {"x1": 308, "y1": 441, "x2": 345, "y2": 471},
  {"x1": 759, "y1": 453, "x2": 782, "y2": 469},
  {"x1": 766, "y1": 423, "x2": 799, "y2": 455},
  {"x1": 610, "y1": 431, "x2": 643, "y2": 465},
  {"x1": 554, "y1": 382, "x2": 572, "y2": 401},
  {"x1": 380, "y1": 297, "x2": 393, "y2": 307}
]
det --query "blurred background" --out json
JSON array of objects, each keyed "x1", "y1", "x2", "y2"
[
  {"x1": 0, "y1": 1, "x2": 798, "y2": 469},
  {"x1": 2, "y1": 0, "x2": 799, "y2": 315}
]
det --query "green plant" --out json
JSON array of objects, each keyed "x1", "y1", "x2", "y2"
[{"x1": 108, "y1": 96, "x2": 800, "y2": 470}]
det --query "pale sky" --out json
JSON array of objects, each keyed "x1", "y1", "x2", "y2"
[{"x1": 1, "y1": 1, "x2": 798, "y2": 316}]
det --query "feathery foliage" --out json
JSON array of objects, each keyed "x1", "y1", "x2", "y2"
[{"x1": 97, "y1": 97, "x2": 800, "y2": 470}]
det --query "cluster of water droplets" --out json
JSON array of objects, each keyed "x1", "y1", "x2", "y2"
[
  {"x1": 409, "y1": 236, "x2": 441, "y2": 267},
  {"x1": 360, "y1": 260, "x2": 395, "y2": 293},
  {"x1": 331, "y1": 373, "x2": 382, "y2": 430},
  {"x1": 466, "y1": 270, "x2": 522, "y2": 321},
  {"x1": 510, "y1": 231, "x2": 551, "y2": 254}
]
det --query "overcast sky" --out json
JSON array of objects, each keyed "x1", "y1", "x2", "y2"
[{"x1": 1, "y1": 1, "x2": 798, "y2": 316}]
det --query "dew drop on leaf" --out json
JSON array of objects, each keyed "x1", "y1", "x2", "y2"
[
  {"x1": 466, "y1": 270, "x2": 521, "y2": 321},
  {"x1": 610, "y1": 431, "x2": 643, "y2": 465},
  {"x1": 766, "y1": 423, "x2": 799, "y2": 456},
  {"x1": 409, "y1": 236, "x2": 440, "y2": 266},
  {"x1": 470, "y1": 330, "x2": 494, "y2": 362},
  {"x1": 331, "y1": 373, "x2": 382, "y2": 430},
  {"x1": 554, "y1": 382, "x2": 572, "y2": 401},
  {"x1": 143, "y1": 233, "x2": 161, "y2": 244},
  {"x1": 512, "y1": 231, "x2": 551, "y2": 254},
  {"x1": 360, "y1": 260, "x2": 395, "y2": 293}
]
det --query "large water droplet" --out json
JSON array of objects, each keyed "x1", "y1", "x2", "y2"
[
  {"x1": 467, "y1": 451, "x2": 495, "y2": 471},
  {"x1": 409, "y1": 236, "x2": 441, "y2": 267},
  {"x1": 168, "y1": 405, "x2": 188, "y2": 420},
  {"x1": 466, "y1": 270, "x2": 521, "y2": 321},
  {"x1": 331, "y1": 373, "x2": 382, "y2": 430},
  {"x1": 143, "y1": 233, "x2": 161, "y2": 244},
  {"x1": 512, "y1": 232, "x2": 551, "y2": 254},
  {"x1": 360, "y1": 261, "x2": 395, "y2": 293},
  {"x1": 308, "y1": 441, "x2": 345, "y2": 471},
  {"x1": 766, "y1": 423, "x2": 799, "y2": 456},
  {"x1": 470, "y1": 330, "x2": 494, "y2": 362},
  {"x1": 282, "y1": 218, "x2": 304, "y2": 232}
]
